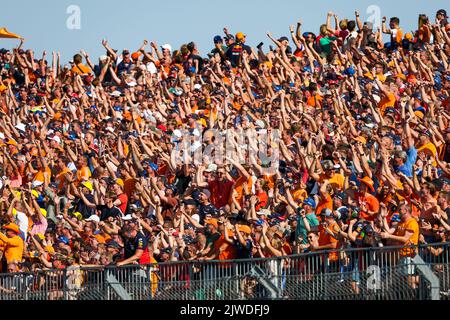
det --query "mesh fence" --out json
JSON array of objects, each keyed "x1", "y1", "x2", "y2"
[{"x1": 1, "y1": 242, "x2": 449, "y2": 300}]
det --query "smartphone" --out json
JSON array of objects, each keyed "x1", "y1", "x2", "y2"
[
  {"x1": 269, "y1": 45, "x2": 274, "y2": 52},
  {"x1": 257, "y1": 42, "x2": 264, "y2": 49}
]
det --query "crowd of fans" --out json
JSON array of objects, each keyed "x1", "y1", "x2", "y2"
[{"x1": 0, "y1": 9, "x2": 450, "y2": 286}]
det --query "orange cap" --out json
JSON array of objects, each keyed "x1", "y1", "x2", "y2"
[
  {"x1": 3, "y1": 223, "x2": 20, "y2": 234},
  {"x1": 236, "y1": 32, "x2": 246, "y2": 40},
  {"x1": 131, "y1": 52, "x2": 141, "y2": 60}
]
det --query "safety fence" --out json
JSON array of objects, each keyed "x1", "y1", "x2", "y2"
[{"x1": 0, "y1": 242, "x2": 449, "y2": 300}]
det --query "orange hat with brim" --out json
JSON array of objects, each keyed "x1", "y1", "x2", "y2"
[
  {"x1": 238, "y1": 225, "x2": 252, "y2": 235},
  {"x1": 205, "y1": 218, "x2": 218, "y2": 228},
  {"x1": 358, "y1": 176, "x2": 375, "y2": 193},
  {"x1": 3, "y1": 223, "x2": 20, "y2": 234}
]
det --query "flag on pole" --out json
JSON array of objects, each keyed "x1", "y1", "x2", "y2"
[{"x1": 0, "y1": 28, "x2": 23, "y2": 39}]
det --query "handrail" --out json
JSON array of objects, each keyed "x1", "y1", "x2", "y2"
[{"x1": 1, "y1": 241, "x2": 449, "y2": 275}]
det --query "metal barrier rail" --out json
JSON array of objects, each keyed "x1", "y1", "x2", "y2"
[{"x1": 1, "y1": 242, "x2": 449, "y2": 300}]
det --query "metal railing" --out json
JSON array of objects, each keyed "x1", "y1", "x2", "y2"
[{"x1": 1, "y1": 242, "x2": 449, "y2": 300}]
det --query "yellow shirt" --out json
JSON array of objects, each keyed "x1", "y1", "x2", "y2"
[{"x1": 0, "y1": 233, "x2": 24, "y2": 264}]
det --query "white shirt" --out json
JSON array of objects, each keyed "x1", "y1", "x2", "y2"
[{"x1": 14, "y1": 210, "x2": 29, "y2": 241}]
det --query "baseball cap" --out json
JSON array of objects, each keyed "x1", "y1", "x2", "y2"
[
  {"x1": 201, "y1": 189, "x2": 211, "y2": 199},
  {"x1": 106, "y1": 240, "x2": 120, "y2": 249},
  {"x1": 32, "y1": 180, "x2": 44, "y2": 188},
  {"x1": 235, "y1": 32, "x2": 246, "y2": 40},
  {"x1": 85, "y1": 215, "x2": 100, "y2": 223},
  {"x1": 257, "y1": 209, "x2": 271, "y2": 216},
  {"x1": 58, "y1": 236, "x2": 70, "y2": 245},
  {"x1": 122, "y1": 214, "x2": 135, "y2": 221},
  {"x1": 334, "y1": 192, "x2": 346, "y2": 201},
  {"x1": 303, "y1": 197, "x2": 316, "y2": 209},
  {"x1": 437, "y1": 9, "x2": 447, "y2": 17},
  {"x1": 205, "y1": 164, "x2": 218, "y2": 173},
  {"x1": 161, "y1": 44, "x2": 172, "y2": 52},
  {"x1": 81, "y1": 181, "x2": 93, "y2": 192},
  {"x1": 213, "y1": 35, "x2": 223, "y2": 43},
  {"x1": 320, "y1": 208, "x2": 333, "y2": 217}
]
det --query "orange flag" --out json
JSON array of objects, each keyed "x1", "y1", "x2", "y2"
[{"x1": 0, "y1": 28, "x2": 23, "y2": 39}]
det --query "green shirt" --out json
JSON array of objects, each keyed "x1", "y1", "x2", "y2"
[{"x1": 296, "y1": 213, "x2": 320, "y2": 244}]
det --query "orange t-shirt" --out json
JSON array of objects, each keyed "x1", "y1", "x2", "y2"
[
  {"x1": 316, "y1": 194, "x2": 333, "y2": 216},
  {"x1": 255, "y1": 191, "x2": 269, "y2": 211},
  {"x1": 77, "y1": 166, "x2": 92, "y2": 182},
  {"x1": 34, "y1": 167, "x2": 52, "y2": 184},
  {"x1": 378, "y1": 92, "x2": 396, "y2": 115},
  {"x1": 231, "y1": 175, "x2": 252, "y2": 206},
  {"x1": 394, "y1": 217, "x2": 419, "y2": 257},
  {"x1": 357, "y1": 193, "x2": 380, "y2": 221},
  {"x1": 318, "y1": 222, "x2": 339, "y2": 261},
  {"x1": 71, "y1": 63, "x2": 91, "y2": 75},
  {"x1": 55, "y1": 168, "x2": 73, "y2": 191},
  {"x1": 214, "y1": 234, "x2": 237, "y2": 261}
]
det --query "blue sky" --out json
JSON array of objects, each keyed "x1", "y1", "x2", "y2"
[{"x1": 0, "y1": 0, "x2": 446, "y2": 63}]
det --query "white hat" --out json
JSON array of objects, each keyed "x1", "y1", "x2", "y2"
[
  {"x1": 161, "y1": 44, "x2": 172, "y2": 52},
  {"x1": 257, "y1": 209, "x2": 271, "y2": 216},
  {"x1": 99, "y1": 55, "x2": 108, "y2": 61},
  {"x1": 52, "y1": 136, "x2": 62, "y2": 144},
  {"x1": 122, "y1": 214, "x2": 134, "y2": 221},
  {"x1": 85, "y1": 215, "x2": 100, "y2": 223},
  {"x1": 46, "y1": 129, "x2": 55, "y2": 136},
  {"x1": 255, "y1": 120, "x2": 265, "y2": 129},
  {"x1": 110, "y1": 91, "x2": 122, "y2": 97},
  {"x1": 15, "y1": 123, "x2": 26, "y2": 132},
  {"x1": 127, "y1": 81, "x2": 137, "y2": 87},
  {"x1": 32, "y1": 180, "x2": 44, "y2": 188},
  {"x1": 205, "y1": 163, "x2": 218, "y2": 173},
  {"x1": 194, "y1": 84, "x2": 202, "y2": 90},
  {"x1": 106, "y1": 127, "x2": 115, "y2": 133},
  {"x1": 191, "y1": 214, "x2": 200, "y2": 224},
  {"x1": 0, "y1": 132, "x2": 4, "y2": 139}
]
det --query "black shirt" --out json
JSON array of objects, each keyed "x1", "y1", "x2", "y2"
[
  {"x1": 97, "y1": 204, "x2": 122, "y2": 221},
  {"x1": 75, "y1": 194, "x2": 95, "y2": 219},
  {"x1": 123, "y1": 232, "x2": 148, "y2": 259},
  {"x1": 235, "y1": 238, "x2": 253, "y2": 259},
  {"x1": 198, "y1": 203, "x2": 219, "y2": 224}
]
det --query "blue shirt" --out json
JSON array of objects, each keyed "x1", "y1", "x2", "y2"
[{"x1": 395, "y1": 147, "x2": 417, "y2": 178}]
